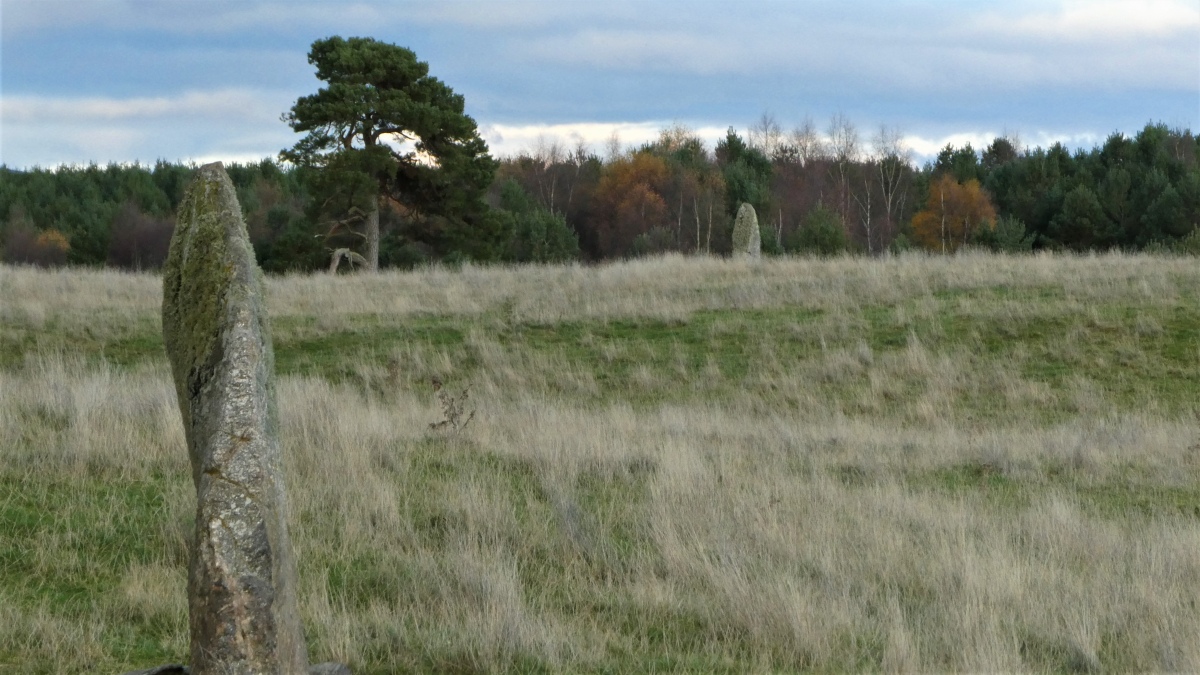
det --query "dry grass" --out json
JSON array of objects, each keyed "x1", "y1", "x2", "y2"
[
  {"x1": 2, "y1": 252, "x2": 1199, "y2": 673},
  {"x1": 4, "y1": 250, "x2": 1197, "y2": 331}
]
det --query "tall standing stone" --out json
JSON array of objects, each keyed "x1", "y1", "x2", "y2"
[
  {"x1": 162, "y1": 162, "x2": 308, "y2": 674},
  {"x1": 731, "y1": 202, "x2": 761, "y2": 259}
]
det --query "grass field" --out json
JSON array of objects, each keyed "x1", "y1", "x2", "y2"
[{"x1": 2, "y1": 252, "x2": 1199, "y2": 673}]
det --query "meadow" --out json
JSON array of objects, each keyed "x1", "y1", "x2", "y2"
[{"x1": 1, "y1": 252, "x2": 1198, "y2": 673}]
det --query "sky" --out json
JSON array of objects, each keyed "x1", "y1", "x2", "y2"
[{"x1": 1, "y1": 0, "x2": 1198, "y2": 169}]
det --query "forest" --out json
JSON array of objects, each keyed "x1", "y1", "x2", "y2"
[{"x1": 1, "y1": 119, "x2": 1198, "y2": 273}]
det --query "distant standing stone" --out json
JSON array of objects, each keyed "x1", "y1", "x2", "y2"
[
  {"x1": 162, "y1": 162, "x2": 308, "y2": 674},
  {"x1": 732, "y1": 202, "x2": 761, "y2": 259}
]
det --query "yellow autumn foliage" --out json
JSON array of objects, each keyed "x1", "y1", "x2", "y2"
[{"x1": 911, "y1": 175, "x2": 997, "y2": 253}]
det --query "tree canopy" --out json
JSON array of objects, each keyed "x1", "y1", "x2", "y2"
[{"x1": 281, "y1": 36, "x2": 498, "y2": 269}]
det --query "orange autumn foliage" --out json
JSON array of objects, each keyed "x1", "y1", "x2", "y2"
[
  {"x1": 592, "y1": 152, "x2": 671, "y2": 256},
  {"x1": 34, "y1": 228, "x2": 70, "y2": 255},
  {"x1": 911, "y1": 175, "x2": 997, "y2": 253}
]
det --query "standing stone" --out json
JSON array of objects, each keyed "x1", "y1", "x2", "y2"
[
  {"x1": 162, "y1": 162, "x2": 308, "y2": 674},
  {"x1": 731, "y1": 202, "x2": 761, "y2": 259}
]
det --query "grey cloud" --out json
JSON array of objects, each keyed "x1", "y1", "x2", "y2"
[
  {"x1": 2, "y1": 0, "x2": 395, "y2": 39},
  {"x1": 505, "y1": 1, "x2": 1197, "y2": 94}
]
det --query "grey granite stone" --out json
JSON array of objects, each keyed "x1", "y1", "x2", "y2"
[{"x1": 162, "y1": 162, "x2": 307, "y2": 674}]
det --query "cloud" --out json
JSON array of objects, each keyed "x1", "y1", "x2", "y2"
[
  {"x1": 481, "y1": 120, "x2": 1116, "y2": 168},
  {"x1": 404, "y1": 1, "x2": 632, "y2": 29},
  {"x1": 1, "y1": 0, "x2": 393, "y2": 39},
  {"x1": 1, "y1": 89, "x2": 285, "y2": 123},
  {"x1": 490, "y1": 0, "x2": 1198, "y2": 104},
  {"x1": 979, "y1": 0, "x2": 1200, "y2": 42},
  {"x1": 0, "y1": 89, "x2": 297, "y2": 167},
  {"x1": 902, "y1": 132, "x2": 998, "y2": 160},
  {"x1": 521, "y1": 29, "x2": 754, "y2": 75},
  {"x1": 901, "y1": 128, "x2": 1113, "y2": 164},
  {"x1": 953, "y1": 0, "x2": 1200, "y2": 92},
  {"x1": 481, "y1": 121, "x2": 732, "y2": 158}
]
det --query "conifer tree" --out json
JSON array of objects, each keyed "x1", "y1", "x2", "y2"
[{"x1": 282, "y1": 36, "x2": 497, "y2": 270}]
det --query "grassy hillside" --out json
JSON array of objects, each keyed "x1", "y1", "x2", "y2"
[{"x1": 2, "y1": 253, "x2": 1198, "y2": 673}]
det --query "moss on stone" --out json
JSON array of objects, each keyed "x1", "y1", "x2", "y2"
[{"x1": 161, "y1": 163, "x2": 244, "y2": 428}]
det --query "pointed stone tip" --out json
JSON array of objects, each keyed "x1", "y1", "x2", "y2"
[{"x1": 199, "y1": 161, "x2": 225, "y2": 172}]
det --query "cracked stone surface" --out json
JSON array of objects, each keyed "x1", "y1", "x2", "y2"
[{"x1": 161, "y1": 162, "x2": 310, "y2": 674}]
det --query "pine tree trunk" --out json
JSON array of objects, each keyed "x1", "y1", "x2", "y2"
[{"x1": 366, "y1": 197, "x2": 380, "y2": 272}]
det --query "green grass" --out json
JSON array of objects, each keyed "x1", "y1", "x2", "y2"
[
  {"x1": 0, "y1": 474, "x2": 188, "y2": 668},
  {"x1": 907, "y1": 460, "x2": 1200, "y2": 520},
  {"x1": 264, "y1": 294, "x2": 1199, "y2": 419},
  {"x1": 6, "y1": 281, "x2": 1198, "y2": 418},
  {"x1": 389, "y1": 298, "x2": 1151, "y2": 414}
]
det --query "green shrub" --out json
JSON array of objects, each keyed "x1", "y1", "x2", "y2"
[
  {"x1": 889, "y1": 233, "x2": 917, "y2": 254},
  {"x1": 1172, "y1": 227, "x2": 1200, "y2": 255},
  {"x1": 631, "y1": 227, "x2": 675, "y2": 257},
  {"x1": 498, "y1": 180, "x2": 580, "y2": 263},
  {"x1": 759, "y1": 224, "x2": 784, "y2": 256},
  {"x1": 382, "y1": 241, "x2": 433, "y2": 270},
  {"x1": 786, "y1": 204, "x2": 849, "y2": 256},
  {"x1": 971, "y1": 215, "x2": 1036, "y2": 253}
]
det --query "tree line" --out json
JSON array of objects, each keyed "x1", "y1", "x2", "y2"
[
  {"x1": 3, "y1": 119, "x2": 1196, "y2": 271},
  {"x1": 1, "y1": 36, "x2": 1197, "y2": 271}
]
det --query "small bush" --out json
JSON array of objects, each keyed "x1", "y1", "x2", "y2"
[
  {"x1": 383, "y1": 241, "x2": 434, "y2": 270},
  {"x1": 760, "y1": 225, "x2": 784, "y2": 256},
  {"x1": 889, "y1": 233, "x2": 917, "y2": 254},
  {"x1": 785, "y1": 204, "x2": 849, "y2": 256},
  {"x1": 1172, "y1": 227, "x2": 1200, "y2": 255},
  {"x1": 429, "y1": 379, "x2": 476, "y2": 433},
  {"x1": 499, "y1": 180, "x2": 580, "y2": 263},
  {"x1": 971, "y1": 215, "x2": 1036, "y2": 253},
  {"x1": 631, "y1": 227, "x2": 675, "y2": 257}
]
